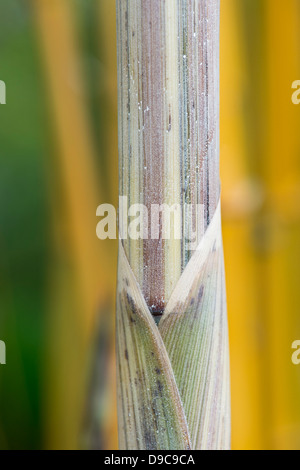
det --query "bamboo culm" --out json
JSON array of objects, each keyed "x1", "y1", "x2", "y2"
[{"x1": 116, "y1": 0, "x2": 230, "y2": 450}]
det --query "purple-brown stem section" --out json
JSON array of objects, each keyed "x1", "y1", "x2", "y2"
[{"x1": 141, "y1": 0, "x2": 165, "y2": 314}]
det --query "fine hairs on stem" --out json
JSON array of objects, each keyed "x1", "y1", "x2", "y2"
[{"x1": 116, "y1": 0, "x2": 230, "y2": 450}]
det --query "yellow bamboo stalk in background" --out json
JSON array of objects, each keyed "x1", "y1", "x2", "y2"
[
  {"x1": 34, "y1": 0, "x2": 111, "y2": 332},
  {"x1": 220, "y1": 0, "x2": 265, "y2": 449},
  {"x1": 98, "y1": 0, "x2": 119, "y2": 208},
  {"x1": 33, "y1": 0, "x2": 114, "y2": 449},
  {"x1": 97, "y1": 2, "x2": 119, "y2": 448},
  {"x1": 224, "y1": 0, "x2": 278, "y2": 449},
  {"x1": 222, "y1": 0, "x2": 300, "y2": 450},
  {"x1": 264, "y1": 0, "x2": 300, "y2": 449}
]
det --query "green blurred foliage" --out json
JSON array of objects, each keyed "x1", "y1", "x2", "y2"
[
  {"x1": 0, "y1": 0, "x2": 118, "y2": 450},
  {"x1": 0, "y1": 0, "x2": 48, "y2": 449}
]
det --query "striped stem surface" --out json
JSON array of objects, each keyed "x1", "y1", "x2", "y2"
[{"x1": 116, "y1": 0, "x2": 230, "y2": 450}]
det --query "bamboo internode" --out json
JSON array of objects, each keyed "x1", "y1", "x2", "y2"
[{"x1": 116, "y1": 0, "x2": 230, "y2": 450}]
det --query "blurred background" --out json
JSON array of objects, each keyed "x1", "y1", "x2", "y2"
[{"x1": 0, "y1": 0, "x2": 299, "y2": 450}]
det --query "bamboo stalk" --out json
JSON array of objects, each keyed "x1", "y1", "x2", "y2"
[
  {"x1": 220, "y1": 0, "x2": 264, "y2": 449},
  {"x1": 264, "y1": 0, "x2": 300, "y2": 449},
  {"x1": 33, "y1": 0, "x2": 114, "y2": 449},
  {"x1": 33, "y1": 0, "x2": 112, "y2": 337},
  {"x1": 116, "y1": 0, "x2": 230, "y2": 450}
]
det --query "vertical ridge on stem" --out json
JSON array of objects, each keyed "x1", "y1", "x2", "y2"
[{"x1": 117, "y1": 0, "x2": 230, "y2": 450}]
